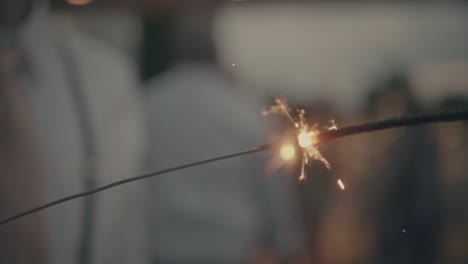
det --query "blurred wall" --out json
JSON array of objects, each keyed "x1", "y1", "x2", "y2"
[{"x1": 215, "y1": 2, "x2": 468, "y2": 110}]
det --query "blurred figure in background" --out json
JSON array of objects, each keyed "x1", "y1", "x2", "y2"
[
  {"x1": 0, "y1": 1, "x2": 147, "y2": 264},
  {"x1": 290, "y1": 100, "x2": 339, "y2": 263},
  {"x1": 363, "y1": 73, "x2": 441, "y2": 264},
  {"x1": 435, "y1": 96, "x2": 468, "y2": 264},
  {"x1": 0, "y1": 1, "x2": 48, "y2": 263},
  {"x1": 296, "y1": 101, "x2": 376, "y2": 264},
  {"x1": 145, "y1": 4, "x2": 307, "y2": 264}
]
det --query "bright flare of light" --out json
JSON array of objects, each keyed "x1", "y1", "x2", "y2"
[
  {"x1": 263, "y1": 98, "x2": 335, "y2": 181},
  {"x1": 337, "y1": 179, "x2": 345, "y2": 190},
  {"x1": 280, "y1": 144, "x2": 296, "y2": 161},
  {"x1": 298, "y1": 131, "x2": 316, "y2": 148}
]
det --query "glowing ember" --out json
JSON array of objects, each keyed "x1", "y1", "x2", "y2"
[
  {"x1": 263, "y1": 98, "x2": 334, "y2": 181},
  {"x1": 298, "y1": 131, "x2": 316, "y2": 148},
  {"x1": 337, "y1": 179, "x2": 345, "y2": 190},
  {"x1": 280, "y1": 144, "x2": 296, "y2": 161}
]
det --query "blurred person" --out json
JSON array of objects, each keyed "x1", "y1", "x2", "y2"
[
  {"x1": 363, "y1": 73, "x2": 442, "y2": 264},
  {"x1": 296, "y1": 102, "x2": 376, "y2": 264},
  {"x1": 59, "y1": 7, "x2": 143, "y2": 60},
  {"x1": 0, "y1": 4, "x2": 48, "y2": 262},
  {"x1": 145, "y1": 5, "x2": 307, "y2": 264},
  {"x1": 434, "y1": 96, "x2": 468, "y2": 264},
  {"x1": 0, "y1": 1, "x2": 147, "y2": 264},
  {"x1": 291, "y1": 101, "x2": 338, "y2": 263}
]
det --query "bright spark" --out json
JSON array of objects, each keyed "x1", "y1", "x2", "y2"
[
  {"x1": 328, "y1": 119, "x2": 338, "y2": 131},
  {"x1": 298, "y1": 131, "x2": 315, "y2": 148},
  {"x1": 337, "y1": 179, "x2": 345, "y2": 190},
  {"x1": 264, "y1": 98, "x2": 334, "y2": 181},
  {"x1": 263, "y1": 98, "x2": 297, "y2": 126},
  {"x1": 299, "y1": 152, "x2": 307, "y2": 181},
  {"x1": 280, "y1": 144, "x2": 296, "y2": 161}
]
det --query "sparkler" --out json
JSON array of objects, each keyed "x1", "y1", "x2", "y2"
[
  {"x1": 1, "y1": 100, "x2": 468, "y2": 226},
  {"x1": 263, "y1": 98, "x2": 333, "y2": 182},
  {"x1": 263, "y1": 98, "x2": 468, "y2": 189}
]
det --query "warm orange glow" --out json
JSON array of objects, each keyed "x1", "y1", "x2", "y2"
[
  {"x1": 337, "y1": 179, "x2": 345, "y2": 190},
  {"x1": 298, "y1": 131, "x2": 316, "y2": 148},
  {"x1": 264, "y1": 98, "x2": 334, "y2": 180},
  {"x1": 280, "y1": 144, "x2": 296, "y2": 161},
  {"x1": 67, "y1": 0, "x2": 93, "y2": 5}
]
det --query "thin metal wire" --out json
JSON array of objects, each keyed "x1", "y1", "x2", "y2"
[{"x1": 0, "y1": 144, "x2": 270, "y2": 226}]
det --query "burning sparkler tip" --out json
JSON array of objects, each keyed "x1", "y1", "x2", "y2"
[
  {"x1": 298, "y1": 131, "x2": 316, "y2": 148},
  {"x1": 264, "y1": 98, "x2": 333, "y2": 180}
]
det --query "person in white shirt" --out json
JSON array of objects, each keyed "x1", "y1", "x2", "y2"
[
  {"x1": 0, "y1": 1, "x2": 148, "y2": 264},
  {"x1": 145, "y1": 5, "x2": 306, "y2": 264}
]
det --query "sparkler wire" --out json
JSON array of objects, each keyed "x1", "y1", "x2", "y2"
[
  {"x1": 317, "y1": 109, "x2": 468, "y2": 142},
  {"x1": 0, "y1": 144, "x2": 270, "y2": 226},
  {"x1": 1, "y1": 109, "x2": 468, "y2": 226}
]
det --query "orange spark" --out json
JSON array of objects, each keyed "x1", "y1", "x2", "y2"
[{"x1": 337, "y1": 179, "x2": 345, "y2": 190}]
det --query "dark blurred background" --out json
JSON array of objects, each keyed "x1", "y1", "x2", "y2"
[{"x1": 1, "y1": 0, "x2": 468, "y2": 264}]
